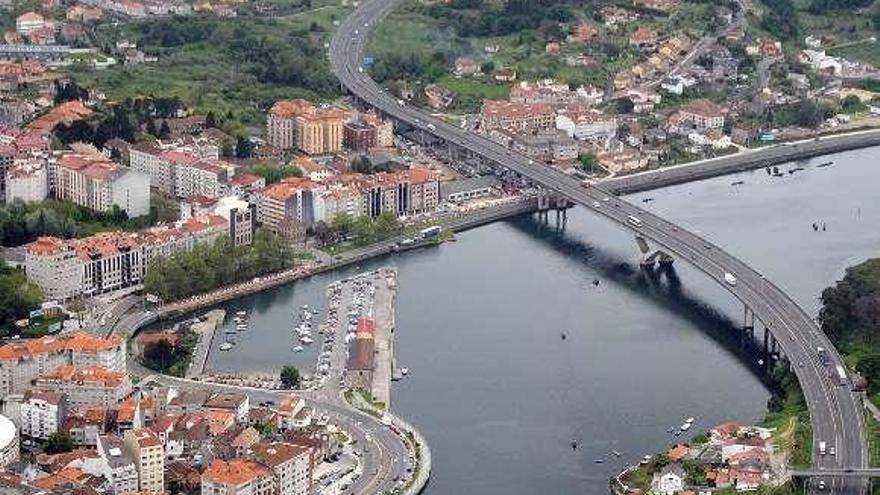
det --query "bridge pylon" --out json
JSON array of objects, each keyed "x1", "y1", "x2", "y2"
[{"x1": 634, "y1": 235, "x2": 674, "y2": 268}]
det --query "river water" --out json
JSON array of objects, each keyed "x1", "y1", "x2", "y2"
[{"x1": 203, "y1": 147, "x2": 880, "y2": 495}]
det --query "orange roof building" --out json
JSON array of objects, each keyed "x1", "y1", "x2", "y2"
[
  {"x1": 266, "y1": 99, "x2": 344, "y2": 154},
  {"x1": 35, "y1": 364, "x2": 130, "y2": 409},
  {"x1": 202, "y1": 459, "x2": 274, "y2": 495}
]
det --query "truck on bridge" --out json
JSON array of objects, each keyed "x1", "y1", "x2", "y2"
[{"x1": 835, "y1": 364, "x2": 849, "y2": 386}]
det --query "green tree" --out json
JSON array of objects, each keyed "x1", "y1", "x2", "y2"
[
  {"x1": 577, "y1": 152, "x2": 599, "y2": 172},
  {"x1": 280, "y1": 365, "x2": 300, "y2": 388},
  {"x1": 45, "y1": 432, "x2": 74, "y2": 454}
]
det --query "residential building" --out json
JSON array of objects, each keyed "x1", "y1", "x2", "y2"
[
  {"x1": 201, "y1": 459, "x2": 275, "y2": 495},
  {"x1": 54, "y1": 153, "x2": 150, "y2": 217},
  {"x1": 226, "y1": 173, "x2": 266, "y2": 199},
  {"x1": 678, "y1": 99, "x2": 725, "y2": 130},
  {"x1": 266, "y1": 99, "x2": 344, "y2": 155},
  {"x1": 255, "y1": 178, "x2": 319, "y2": 236},
  {"x1": 652, "y1": 463, "x2": 685, "y2": 495},
  {"x1": 251, "y1": 441, "x2": 312, "y2": 495},
  {"x1": 362, "y1": 112, "x2": 393, "y2": 148},
  {"x1": 123, "y1": 428, "x2": 164, "y2": 492},
  {"x1": 19, "y1": 389, "x2": 63, "y2": 440},
  {"x1": 96, "y1": 433, "x2": 138, "y2": 495},
  {"x1": 0, "y1": 333, "x2": 124, "y2": 399},
  {"x1": 6, "y1": 160, "x2": 47, "y2": 203},
  {"x1": 212, "y1": 196, "x2": 256, "y2": 246},
  {"x1": 204, "y1": 392, "x2": 249, "y2": 423},
  {"x1": 35, "y1": 365, "x2": 130, "y2": 409},
  {"x1": 556, "y1": 105, "x2": 618, "y2": 142},
  {"x1": 25, "y1": 214, "x2": 228, "y2": 300},
  {"x1": 479, "y1": 100, "x2": 555, "y2": 133},
  {"x1": 16, "y1": 12, "x2": 48, "y2": 35},
  {"x1": 342, "y1": 121, "x2": 377, "y2": 152},
  {"x1": 128, "y1": 145, "x2": 229, "y2": 199}
]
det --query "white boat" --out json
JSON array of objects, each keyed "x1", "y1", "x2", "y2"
[
  {"x1": 300, "y1": 336, "x2": 314, "y2": 344},
  {"x1": 680, "y1": 423, "x2": 691, "y2": 432},
  {"x1": 400, "y1": 367, "x2": 409, "y2": 376},
  {"x1": 219, "y1": 342, "x2": 234, "y2": 351},
  {"x1": 236, "y1": 311, "x2": 247, "y2": 317},
  {"x1": 685, "y1": 417, "x2": 695, "y2": 424},
  {"x1": 236, "y1": 324, "x2": 248, "y2": 331},
  {"x1": 293, "y1": 345, "x2": 304, "y2": 352}
]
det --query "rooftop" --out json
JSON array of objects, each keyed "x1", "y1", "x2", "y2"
[{"x1": 203, "y1": 459, "x2": 270, "y2": 486}]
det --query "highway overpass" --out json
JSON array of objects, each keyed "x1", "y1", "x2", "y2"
[{"x1": 329, "y1": 0, "x2": 871, "y2": 492}]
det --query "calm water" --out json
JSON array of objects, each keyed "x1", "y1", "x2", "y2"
[{"x1": 202, "y1": 147, "x2": 880, "y2": 495}]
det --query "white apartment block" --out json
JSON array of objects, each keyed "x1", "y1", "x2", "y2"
[
  {"x1": 6, "y1": 161, "x2": 48, "y2": 203},
  {"x1": 97, "y1": 434, "x2": 139, "y2": 495},
  {"x1": 129, "y1": 145, "x2": 229, "y2": 199},
  {"x1": 19, "y1": 389, "x2": 63, "y2": 440}
]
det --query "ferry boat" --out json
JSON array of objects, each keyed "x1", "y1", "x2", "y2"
[{"x1": 219, "y1": 342, "x2": 234, "y2": 351}]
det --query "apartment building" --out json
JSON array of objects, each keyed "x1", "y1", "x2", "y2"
[
  {"x1": 19, "y1": 389, "x2": 64, "y2": 440},
  {"x1": 555, "y1": 105, "x2": 618, "y2": 142},
  {"x1": 124, "y1": 428, "x2": 164, "y2": 492},
  {"x1": 251, "y1": 441, "x2": 312, "y2": 495},
  {"x1": 25, "y1": 214, "x2": 228, "y2": 300},
  {"x1": 54, "y1": 153, "x2": 150, "y2": 217},
  {"x1": 479, "y1": 100, "x2": 555, "y2": 133},
  {"x1": 96, "y1": 433, "x2": 139, "y2": 495},
  {"x1": 0, "y1": 333, "x2": 124, "y2": 399},
  {"x1": 678, "y1": 99, "x2": 725, "y2": 131},
  {"x1": 202, "y1": 459, "x2": 275, "y2": 495},
  {"x1": 342, "y1": 120, "x2": 377, "y2": 152},
  {"x1": 213, "y1": 196, "x2": 256, "y2": 246},
  {"x1": 5, "y1": 160, "x2": 47, "y2": 203},
  {"x1": 35, "y1": 365, "x2": 131, "y2": 409},
  {"x1": 266, "y1": 99, "x2": 344, "y2": 155},
  {"x1": 255, "y1": 178, "x2": 319, "y2": 235},
  {"x1": 128, "y1": 146, "x2": 228, "y2": 199}
]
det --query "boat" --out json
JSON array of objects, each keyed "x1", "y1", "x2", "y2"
[
  {"x1": 293, "y1": 345, "x2": 304, "y2": 352},
  {"x1": 685, "y1": 417, "x2": 695, "y2": 423},
  {"x1": 300, "y1": 336, "x2": 314, "y2": 344},
  {"x1": 611, "y1": 450, "x2": 622, "y2": 457},
  {"x1": 788, "y1": 166, "x2": 804, "y2": 174},
  {"x1": 594, "y1": 458, "x2": 605, "y2": 464},
  {"x1": 219, "y1": 342, "x2": 234, "y2": 351},
  {"x1": 236, "y1": 325, "x2": 247, "y2": 331},
  {"x1": 731, "y1": 180, "x2": 745, "y2": 186},
  {"x1": 666, "y1": 427, "x2": 675, "y2": 433},
  {"x1": 816, "y1": 161, "x2": 833, "y2": 168},
  {"x1": 400, "y1": 367, "x2": 409, "y2": 376},
  {"x1": 236, "y1": 311, "x2": 247, "y2": 317},
  {"x1": 680, "y1": 423, "x2": 692, "y2": 432}
]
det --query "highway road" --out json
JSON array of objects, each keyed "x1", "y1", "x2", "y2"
[{"x1": 329, "y1": 0, "x2": 869, "y2": 492}]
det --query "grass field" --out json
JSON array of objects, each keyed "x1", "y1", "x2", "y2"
[{"x1": 67, "y1": 2, "x2": 350, "y2": 135}]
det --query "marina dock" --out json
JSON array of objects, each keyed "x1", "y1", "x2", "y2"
[{"x1": 187, "y1": 309, "x2": 225, "y2": 379}]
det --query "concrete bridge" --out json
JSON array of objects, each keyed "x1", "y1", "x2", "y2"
[{"x1": 329, "y1": 0, "x2": 872, "y2": 492}]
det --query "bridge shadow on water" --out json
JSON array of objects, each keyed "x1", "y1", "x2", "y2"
[{"x1": 509, "y1": 213, "x2": 779, "y2": 389}]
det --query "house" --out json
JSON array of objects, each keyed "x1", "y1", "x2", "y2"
[
  {"x1": 453, "y1": 57, "x2": 480, "y2": 77},
  {"x1": 652, "y1": 462, "x2": 686, "y2": 495},
  {"x1": 629, "y1": 27, "x2": 658, "y2": 49},
  {"x1": 545, "y1": 41, "x2": 562, "y2": 53},
  {"x1": 570, "y1": 23, "x2": 599, "y2": 43},
  {"x1": 16, "y1": 12, "x2": 48, "y2": 35}
]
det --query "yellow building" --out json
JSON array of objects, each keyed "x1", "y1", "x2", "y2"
[{"x1": 266, "y1": 99, "x2": 344, "y2": 155}]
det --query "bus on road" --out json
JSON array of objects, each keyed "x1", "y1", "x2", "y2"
[{"x1": 627, "y1": 215, "x2": 643, "y2": 228}]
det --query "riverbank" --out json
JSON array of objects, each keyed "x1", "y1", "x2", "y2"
[{"x1": 157, "y1": 197, "x2": 540, "y2": 318}]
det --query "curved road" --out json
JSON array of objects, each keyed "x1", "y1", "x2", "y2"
[{"x1": 329, "y1": 0, "x2": 868, "y2": 491}]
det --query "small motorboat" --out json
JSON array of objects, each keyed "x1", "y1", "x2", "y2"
[
  {"x1": 594, "y1": 458, "x2": 605, "y2": 464},
  {"x1": 293, "y1": 345, "x2": 304, "y2": 352},
  {"x1": 731, "y1": 180, "x2": 745, "y2": 186},
  {"x1": 219, "y1": 342, "x2": 234, "y2": 351},
  {"x1": 300, "y1": 336, "x2": 314, "y2": 344},
  {"x1": 400, "y1": 367, "x2": 409, "y2": 376}
]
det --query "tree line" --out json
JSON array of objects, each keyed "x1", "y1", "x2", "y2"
[
  {"x1": 0, "y1": 200, "x2": 155, "y2": 247},
  {"x1": 144, "y1": 229, "x2": 298, "y2": 301},
  {"x1": 312, "y1": 211, "x2": 401, "y2": 247},
  {"x1": 820, "y1": 258, "x2": 880, "y2": 396},
  {"x1": 0, "y1": 260, "x2": 43, "y2": 330}
]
